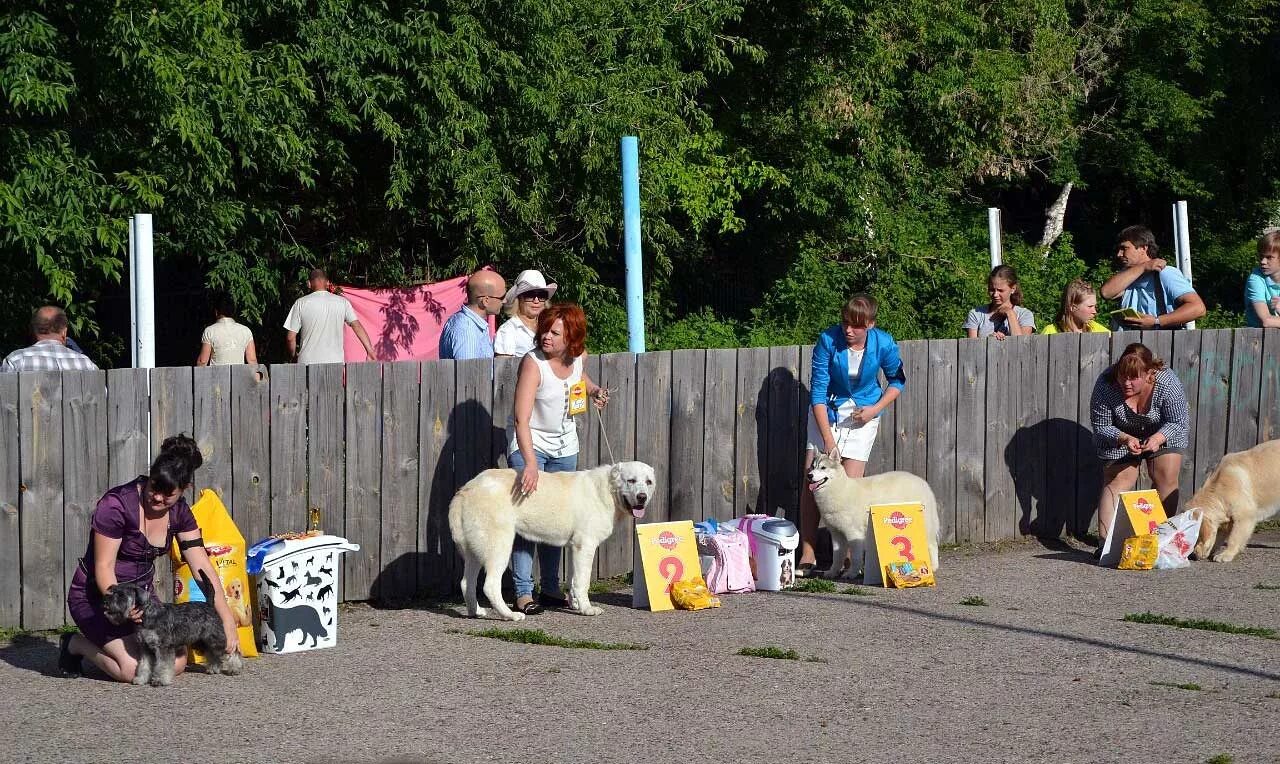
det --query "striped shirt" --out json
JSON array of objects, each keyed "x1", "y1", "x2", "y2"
[
  {"x1": 1, "y1": 340, "x2": 99, "y2": 373},
  {"x1": 1090, "y1": 366, "x2": 1189, "y2": 460},
  {"x1": 438, "y1": 307, "x2": 493, "y2": 360}
]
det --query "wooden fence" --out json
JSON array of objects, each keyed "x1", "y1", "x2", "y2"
[{"x1": 2, "y1": 328, "x2": 1277, "y2": 629}]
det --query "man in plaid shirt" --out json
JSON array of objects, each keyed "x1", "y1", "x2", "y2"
[{"x1": 1, "y1": 306, "x2": 99, "y2": 372}]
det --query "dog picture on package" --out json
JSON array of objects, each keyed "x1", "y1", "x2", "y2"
[{"x1": 60, "y1": 436, "x2": 245, "y2": 685}]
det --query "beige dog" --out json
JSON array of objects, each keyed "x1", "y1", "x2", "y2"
[
  {"x1": 805, "y1": 450, "x2": 941, "y2": 580},
  {"x1": 1189, "y1": 439, "x2": 1280, "y2": 562},
  {"x1": 448, "y1": 462, "x2": 655, "y2": 621}
]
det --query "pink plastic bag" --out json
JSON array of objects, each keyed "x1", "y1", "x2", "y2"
[{"x1": 698, "y1": 528, "x2": 755, "y2": 594}]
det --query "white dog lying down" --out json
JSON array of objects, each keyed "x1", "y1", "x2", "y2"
[
  {"x1": 448, "y1": 462, "x2": 655, "y2": 620},
  {"x1": 806, "y1": 450, "x2": 941, "y2": 580},
  {"x1": 1189, "y1": 439, "x2": 1280, "y2": 562}
]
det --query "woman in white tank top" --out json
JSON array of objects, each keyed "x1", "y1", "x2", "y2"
[{"x1": 508, "y1": 304, "x2": 608, "y2": 615}]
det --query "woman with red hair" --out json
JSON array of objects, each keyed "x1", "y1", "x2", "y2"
[{"x1": 508, "y1": 303, "x2": 608, "y2": 614}]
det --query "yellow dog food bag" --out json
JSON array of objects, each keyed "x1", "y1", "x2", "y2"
[
  {"x1": 169, "y1": 489, "x2": 258, "y2": 660},
  {"x1": 1117, "y1": 534, "x2": 1159, "y2": 571},
  {"x1": 671, "y1": 576, "x2": 721, "y2": 611}
]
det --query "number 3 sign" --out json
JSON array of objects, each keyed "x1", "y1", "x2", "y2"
[
  {"x1": 864, "y1": 503, "x2": 934, "y2": 587},
  {"x1": 633, "y1": 521, "x2": 701, "y2": 611}
]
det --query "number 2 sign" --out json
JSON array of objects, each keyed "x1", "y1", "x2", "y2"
[
  {"x1": 865, "y1": 503, "x2": 934, "y2": 587},
  {"x1": 633, "y1": 521, "x2": 701, "y2": 611}
]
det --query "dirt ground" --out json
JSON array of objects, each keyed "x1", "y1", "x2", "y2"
[{"x1": 2, "y1": 532, "x2": 1278, "y2": 764}]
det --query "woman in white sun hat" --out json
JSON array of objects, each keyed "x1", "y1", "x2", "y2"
[{"x1": 494, "y1": 269, "x2": 558, "y2": 357}]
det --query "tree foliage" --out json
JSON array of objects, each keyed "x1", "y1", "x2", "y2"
[{"x1": 1, "y1": 0, "x2": 1277, "y2": 361}]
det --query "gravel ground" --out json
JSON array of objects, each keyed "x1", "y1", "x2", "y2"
[{"x1": 3, "y1": 532, "x2": 1278, "y2": 764}]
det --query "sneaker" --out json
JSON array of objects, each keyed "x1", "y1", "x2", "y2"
[{"x1": 57, "y1": 632, "x2": 82, "y2": 676}]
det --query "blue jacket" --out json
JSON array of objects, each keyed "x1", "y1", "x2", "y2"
[{"x1": 809, "y1": 325, "x2": 906, "y2": 424}]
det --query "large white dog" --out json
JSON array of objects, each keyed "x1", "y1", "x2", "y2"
[
  {"x1": 806, "y1": 450, "x2": 941, "y2": 580},
  {"x1": 1189, "y1": 439, "x2": 1280, "y2": 562},
  {"x1": 448, "y1": 461, "x2": 656, "y2": 620}
]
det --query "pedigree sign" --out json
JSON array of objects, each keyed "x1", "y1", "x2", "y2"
[
  {"x1": 864, "y1": 503, "x2": 934, "y2": 587},
  {"x1": 633, "y1": 521, "x2": 700, "y2": 611}
]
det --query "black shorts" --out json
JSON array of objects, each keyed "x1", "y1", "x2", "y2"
[{"x1": 1102, "y1": 447, "x2": 1183, "y2": 469}]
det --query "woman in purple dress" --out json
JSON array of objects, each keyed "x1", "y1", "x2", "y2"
[{"x1": 58, "y1": 434, "x2": 240, "y2": 682}]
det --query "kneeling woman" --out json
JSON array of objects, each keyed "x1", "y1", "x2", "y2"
[
  {"x1": 509, "y1": 303, "x2": 608, "y2": 615},
  {"x1": 797, "y1": 293, "x2": 906, "y2": 576},
  {"x1": 59, "y1": 434, "x2": 240, "y2": 681},
  {"x1": 1089, "y1": 343, "x2": 1190, "y2": 556}
]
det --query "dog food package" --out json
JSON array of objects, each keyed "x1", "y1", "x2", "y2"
[
  {"x1": 1154, "y1": 510, "x2": 1202, "y2": 570},
  {"x1": 246, "y1": 533, "x2": 360, "y2": 654},
  {"x1": 671, "y1": 576, "x2": 721, "y2": 611},
  {"x1": 168, "y1": 489, "x2": 259, "y2": 661},
  {"x1": 885, "y1": 561, "x2": 936, "y2": 589},
  {"x1": 1116, "y1": 534, "x2": 1159, "y2": 570}
]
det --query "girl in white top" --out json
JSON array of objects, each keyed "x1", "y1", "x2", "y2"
[
  {"x1": 196, "y1": 294, "x2": 256, "y2": 366},
  {"x1": 508, "y1": 303, "x2": 607, "y2": 615},
  {"x1": 494, "y1": 269, "x2": 557, "y2": 357}
]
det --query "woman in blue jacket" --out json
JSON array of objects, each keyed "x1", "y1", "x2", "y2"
[{"x1": 797, "y1": 293, "x2": 906, "y2": 577}]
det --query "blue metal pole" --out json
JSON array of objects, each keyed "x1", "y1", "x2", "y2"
[{"x1": 621, "y1": 136, "x2": 645, "y2": 353}]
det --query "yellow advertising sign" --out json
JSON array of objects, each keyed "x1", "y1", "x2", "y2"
[
  {"x1": 1100, "y1": 489, "x2": 1169, "y2": 567},
  {"x1": 864, "y1": 503, "x2": 935, "y2": 588},
  {"x1": 632, "y1": 521, "x2": 701, "y2": 611}
]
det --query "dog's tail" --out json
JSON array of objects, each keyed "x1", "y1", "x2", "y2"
[{"x1": 196, "y1": 569, "x2": 216, "y2": 601}]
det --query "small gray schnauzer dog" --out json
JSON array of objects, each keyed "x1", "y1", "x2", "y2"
[{"x1": 102, "y1": 572, "x2": 244, "y2": 686}]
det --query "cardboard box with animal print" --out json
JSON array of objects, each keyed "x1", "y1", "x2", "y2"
[
  {"x1": 246, "y1": 533, "x2": 360, "y2": 655},
  {"x1": 169, "y1": 489, "x2": 259, "y2": 661}
]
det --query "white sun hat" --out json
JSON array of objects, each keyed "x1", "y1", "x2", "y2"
[{"x1": 503, "y1": 269, "x2": 558, "y2": 306}]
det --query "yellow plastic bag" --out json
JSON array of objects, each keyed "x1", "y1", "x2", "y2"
[
  {"x1": 169, "y1": 489, "x2": 258, "y2": 660},
  {"x1": 885, "y1": 561, "x2": 936, "y2": 588},
  {"x1": 670, "y1": 576, "x2": 721, "y2": 610},
  {"x1": 1117, "y1": 534, "x2": 1159, "y2": 571}
]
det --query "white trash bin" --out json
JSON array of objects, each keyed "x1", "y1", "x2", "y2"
[
  {"x1": 246, "y1": 534, "x2": 360, "y2": 655},
  {"x1": 722, "y1": 515, "x2": 799, "y2": 591}
]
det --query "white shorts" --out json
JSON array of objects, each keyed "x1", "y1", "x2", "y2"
[{"x1": 806, "y1": 406, "x2": 880, "y2": 462}]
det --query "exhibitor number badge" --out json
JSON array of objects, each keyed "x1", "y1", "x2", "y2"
[{"x1": 567, "y1": 380, "x2": 588, "y2": 416}]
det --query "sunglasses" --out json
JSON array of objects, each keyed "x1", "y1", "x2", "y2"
[{"x1": 520, "y1": 290, "x2": 550, "y2": 301}]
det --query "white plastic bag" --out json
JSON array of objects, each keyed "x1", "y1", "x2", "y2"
[{"x1": 1154, "y1": 509, "x2": 1202, "y2": 570}]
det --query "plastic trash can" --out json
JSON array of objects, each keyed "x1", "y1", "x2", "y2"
[
  {"x1": 722, "y1": 515, "x2": 799, "y2": 591},
  {"x1": 246, "y1": 534, "x2": 360, "y2": 655}
]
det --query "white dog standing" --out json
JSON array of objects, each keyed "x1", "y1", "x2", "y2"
[
  {"x1": 805, "y1": 450, "x2": 940, "y2": 580},
  {"x1": 449, "y1": 462, "x2": 655, "y2": 620},
  {"x1": 1189, "y1": 439, "x2": 1280, "y2": 562}
]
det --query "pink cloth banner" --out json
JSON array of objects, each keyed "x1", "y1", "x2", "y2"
[{"x1": 339, "y1": 275, "x2": 494, "y2": 362}]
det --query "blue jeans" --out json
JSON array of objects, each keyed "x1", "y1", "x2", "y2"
[{"x1": 508, "y1": 450, "x2": 578, "y2": 598}]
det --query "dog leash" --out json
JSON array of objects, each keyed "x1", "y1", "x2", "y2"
[{"x1": 593, "y1": 386, "x2": 619, "y2": 464}]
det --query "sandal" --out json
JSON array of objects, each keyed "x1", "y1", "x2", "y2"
[
  {"x1": 515, "y1": 597, "x2": 543, "y2": 615},
  {"x1": 58, "y1": 632, "x2": 82, "y2": 676},
  {"x1": 795, "y1": 562, "x2": 819, "y2": 579}
]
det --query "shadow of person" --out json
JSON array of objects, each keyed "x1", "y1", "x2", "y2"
[
  {"x1": 756, "y1": 365, "x2": 804, "y2": 526},
  {"x1": 0, "y1": 633, "x2": 69, "y2": 678},
  {"x1": 1006, "y1": 417, "x2": 1102, "y2": 542},
  {"x1": 370, "y1": 395, "x2": 508, "y2": 607}
]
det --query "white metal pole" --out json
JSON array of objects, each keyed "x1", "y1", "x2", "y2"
[
  {"x1": 987, "y1": 208, "x2": 1002, "y2": 268},
  {"x1": 1170, "y1": 203, "x2": 1183, "y2": 273},
  {"x1": 129, "y1": 216, "x2": 138, "y2": 368},
  {"x1": 1175, "y1": 200, "x2": 1194, "y2": 330},
  {"x1": 131, "y1": 213, "x2": 156, "y2": 368}
]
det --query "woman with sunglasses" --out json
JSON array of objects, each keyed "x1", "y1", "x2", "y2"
[{"x1": 494, "y1": 270, "x2": 558, "y2": 358}]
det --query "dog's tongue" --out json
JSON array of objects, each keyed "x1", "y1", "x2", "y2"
[
  {"x1": 631, "y1": 506, "x2": 646, "y2": 519},
  {"x1": 808, "y1": 481, "x2": 822, "y2": 493}
]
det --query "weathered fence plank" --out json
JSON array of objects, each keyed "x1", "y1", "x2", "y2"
[
  {"x1": 1169, "y1": 330, "x2": 1203, "y2": 508},
  {"x1": 765, "y1": 346, "x2": 801, "y2": 521},
  {"x1": 925, "y1": 340, "x2": 958, "y2": 544},
  {"x1": 1075, "y1": 333, "x2": 1110, "y2": 537},
  {"x1": 149, "y1": 366, "x2": 192, "y2": 601},
  {"x1": 269, "y1": 364, "x2": 308, "y2": 534},
  {"x1": 20, "y1": 372, "x2": 63, "y2": 629},
  {"x1": 955, "y1": 340, "x2": 986, "y2": 542},
  {"x1": 0, "y1": 375, "x2": 18, "y2": 626},
  {"x1": 306, "y1": 364, "x2": 345, "y2": 541},
  {"x1": 866, "y1": 371, "x2": 896, "y2": 479},
  {"x1": 1194, "y1": 330, "x2": 1232, "y2": 495},
  {"x1": 1226, "y1": 328, "x2": 1263, "y2": 453},
  {"x1": 1011, "y1": 334, "x2": 1047, "y2": 536},
  {"x1": 596, "y1": 352, "x2": 637, "y2": 579},
  {"x1": 61, "y1": 370, "x2": 107, "y2": 621},
  {"x1": 377, "y1": 362, "x2": 420, "y2": 600},
  {"x1": 230, "y1": 365, "x2": 270, "y2": 550},
  {"x1": 895, "y1": 340, "x2": 929, "y2": 482},
  {"x1": 106, "y1": 368, "x2": 149, "y2": 486},
  {"x1": 703, "y1": 349, "x2": 737, "y2": 520},
  {"x1": 669, "y1": 350, "x2": 706, "y2": 523},
  {"x1": 344, "y1": 362, "x2": 383, "y2": 602},
  {"x1": 491, "y1": 357, "x2": 519, "y2": 468},
  {"x1": 417, "y1": 360, "x2": 456, "y2": 597},
  {"x1": 733, "y1": 347, "x2": 770, "y2": 517},
  {"x1": 1044, "y1": 334, "x2": 1081, "y2": 538},
  {"x1": 192, "y1": 366, "x2": 232, "y2": 504},
  {"x1": 984, "y1": 338, "x2": 1015, "y2": 541},
  {"x1": 1261, "y1": 329, "x2": 1280, "y2": 442},
  {"x1": 637, "y1": 351, "x2": 673, "y2": 524}
]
